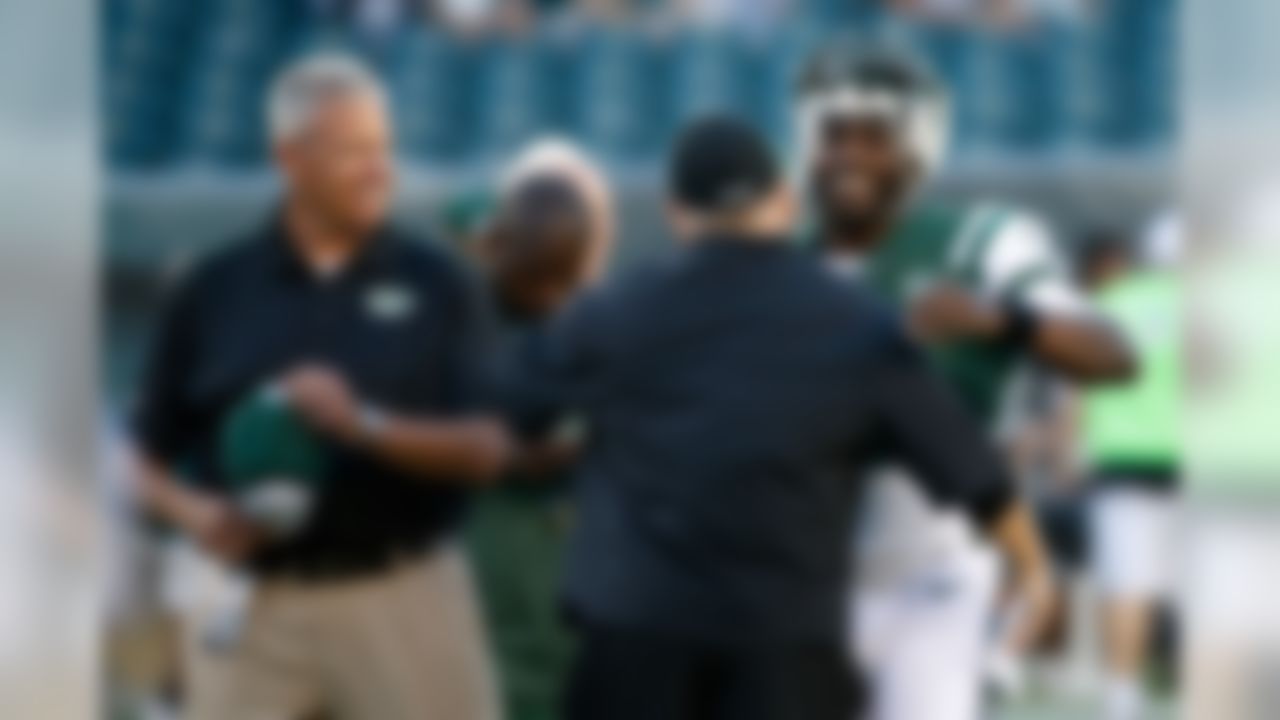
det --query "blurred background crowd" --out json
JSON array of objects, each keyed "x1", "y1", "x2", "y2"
[{"x1": 106, "y1": 0, "x2": 1170, "y2": 171}]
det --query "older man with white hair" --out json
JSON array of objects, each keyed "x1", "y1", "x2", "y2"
[{"x1": 130, "y1": 53, "x2": 506, "y2": 720}]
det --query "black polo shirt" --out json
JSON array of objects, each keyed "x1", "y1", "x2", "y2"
[{"x1": 132, "y1": 215, "x2": 487, "y2": 577}]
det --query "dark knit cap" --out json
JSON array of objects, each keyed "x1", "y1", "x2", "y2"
[{"x1": 669, "y1": 115, "x2": 779, "y2": 214}]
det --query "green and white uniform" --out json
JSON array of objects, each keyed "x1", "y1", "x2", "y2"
[
  {"x1": 825, "y1": 202, "x2": 1094, "y2": 720},
  {"x1": 825, "y1": 202, "x2": 1089, "y2": 584},
  {"x1": 792, "y1": 37, "x2": 1100, "y2": 720}
]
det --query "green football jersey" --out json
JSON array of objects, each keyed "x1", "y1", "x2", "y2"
[{"x1": 824, "y1": 202, "x2": 1083, "y2": 424}]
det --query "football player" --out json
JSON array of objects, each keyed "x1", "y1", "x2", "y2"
[{"x1": 793, "y1": 41, "x2": 1135, "y2": 720}]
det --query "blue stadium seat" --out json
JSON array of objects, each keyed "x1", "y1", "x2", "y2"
[
  {"x1": 1133, "y1": 0, "x2": 1176, "y2": 144},
  {"x1": 1092, "y1": 0, "x2": 1175, "y2": 148},
  {"x1": 104, "y1": 3, "x2": 1175, "y2": 171},
  {"x1": 811, "y1": 0, "x2": 884, "y2": 26},
  {"x1": 742, "y1": 27, "x2": 817, "y2": 153},
  {"x1": 668, "y1": 31, "x2": 748, "y2": 125},
  {"x1": 473, "y1": 37, "x2": 557, "y2": 161},
  {"x1": 895, "y1": 24, "x2": 983, "y2": 158},
  {"x1": 105, "y1": 0, "x2": 211, "y2": 167},
  {"x1": 969, "y1": 25, "x2": 1073, "y2": 153},
  {"x1": 391, "y1": 31, "x2": 476, "y2": 165},
  {"x1": 665, "y1": 29, "x2": 811, "y2": 159},
  {"x1": 107, "y1": 74, "x2": 179, "y2": 168},
  {"x1": 1053, "y1": 23, "x2": 1109, "y2": 150},
  {"x1": 569, "y1": 30, "x2": 669, "y2": 165},
  {"x1": 535, "y1": 31, "x2": 586, "y2": 137},
  {"x1": 179, "y1": 6, "x2": 292, "y2": 168},
  {"x1": 181, "y1": 64, "x2": 273, "y2": 168}
]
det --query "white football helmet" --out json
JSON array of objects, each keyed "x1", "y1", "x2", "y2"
[{"x1": 794, "y1": 40, "x2": 951, "y2": 183}]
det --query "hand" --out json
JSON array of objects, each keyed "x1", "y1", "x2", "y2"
[
  {"x1": 998, "y1": 563, "x2": 1059, "y2": 666},
  {"x1": 180, "y1": 493, "x2": 263, "y2": 566},
  {"x1": 280, "y1": 365, "x2": 361, "y2": 443},
  {"x1": 348, "y1": 410, "x2": 516, "y2": 485},
  {"x1": 509, "y1": 437, "x2": 580, "y2": 481},
  {"x1": 987, "y1": 500, "x2": 1056, "y2": 659},
  {"x1": 457, "y1": 417, "x2": 517, "y2": 484},
  {"x1": 984, "y1": 645, "x2": 1028, "y2": 702},
  {"x1": 1005, "y1": 568, "x2": 1057, "y2": 656},
  {"x1": 986, "y1": 569, "x2": 1054, "y2": 703},
  {"x1": 907, "y1": 281, "x2": 1005, "y2": 343}
]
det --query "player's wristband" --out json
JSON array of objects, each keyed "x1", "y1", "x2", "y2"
[{"x1": 998, "y1": 300, "x2": 1041, "y2": 350}]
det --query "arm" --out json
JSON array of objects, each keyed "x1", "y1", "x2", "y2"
[
  {"x1": 360, "y1": 412, "x2": 510, "y2": 484},
  {"x1": 334, "y1": 256, "x2": 514, "y2": 485},
  {"x1": 911, "y1": 284, "x2": 1133, "y2": 381},
  {"x1": 868, "y1": 323, "x2": 1014, "y2": 524},
  {"x1": 988, "y1": 216, "x2": 1135, "y2": 381},
  {"x1": 910, "y1": 213, "x2": 1135, "y2": 382},
  {"x1": 133, "y1": 450, "x2": 262, "y2": 564},
  {"x1": 503, "y1": 289, "x2": 604, "y2": 441},
  {"x1": 280, "y1": 270, "x2": 600, "y2": 485},
  {"x1": 280, "y1": 366, "x2": 512, "y2": 485},
  {"x1": 129, "y1": 270, "x2": 262, "y2": 563},
  {"x1": 987, "y1": 500, "x2": 1055, "y2": 655},
  {"x1": 1023, "y1": 304, "x2": 1135, "y2": 382},
  {"x1": 868, "y1": 325, "x2": 1054, "y2": 646},
  {"x1": 506, "y1": 436, "x2": 582, "y2": 483},
  {"x1": 468, "y1": 298, "x2": 602, "y2": 487}
]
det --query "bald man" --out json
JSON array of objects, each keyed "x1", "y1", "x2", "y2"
[{"x1": 459, "y1": 139, "x2": 613, "y2": 720}]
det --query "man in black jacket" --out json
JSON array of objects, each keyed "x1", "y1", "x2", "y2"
[{"x1": 532, "y1": 116, "x2": 1047, "y2": 720}]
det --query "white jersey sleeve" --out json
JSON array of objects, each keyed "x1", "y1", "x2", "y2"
[{"x1": 976, "y1": 211, "x2": 1094, "y2": 317}]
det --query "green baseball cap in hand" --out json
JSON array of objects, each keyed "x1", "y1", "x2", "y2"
[{"x1": 219, "y1": 384, "x2": 330, "y2": 539}]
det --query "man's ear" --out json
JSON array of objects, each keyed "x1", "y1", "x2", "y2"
[
  {"x1": 581, "y1": 185, "x2": 614, "y2": 284},
  {"x1": 757, "y1": 182, "x2": 798, "y2": 235},
  {"x1": 273, "y1": 139, "x2": 305, "y2": 187},
  {"x1": 778, "y1": 184, "x2": 798, "y2": 224}
]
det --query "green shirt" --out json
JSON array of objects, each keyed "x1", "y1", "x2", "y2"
[
  {"x1": 823, "y1": 202, "x2": 1084, "y2": 424},
  {"x1": 465, "y1": 312, "x2": 576, "y2": 720},
  {"x1": 1082, "y1": 271, "x2": 1180, "y2": 470}
]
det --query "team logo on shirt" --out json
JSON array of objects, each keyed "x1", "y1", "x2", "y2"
[{"x1": 364, "y1": 283, "x2": 417, "y2": 322}]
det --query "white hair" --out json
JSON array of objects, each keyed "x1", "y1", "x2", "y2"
[
  {"x1": 499, "y1": 136, "x2": 615, "y2": 282},
  {"x1": 500, "y1": 137, "x2": 604, "y2": 197},
  {"x1": 267, "y1": 53, "x2": 386, "y2": 142}
]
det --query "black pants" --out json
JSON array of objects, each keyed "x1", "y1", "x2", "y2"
[{"x1": 567, "y1": 624, "x2": 865, "y2": 720}]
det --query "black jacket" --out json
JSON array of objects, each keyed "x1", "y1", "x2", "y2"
[{"x1": 532, "y1": 236, "x2": 1014, "y2": 643}]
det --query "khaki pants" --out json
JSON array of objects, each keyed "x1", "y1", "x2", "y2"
[{"x1": 178, "y1": 545, "x2": 500, "y2": 720}]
